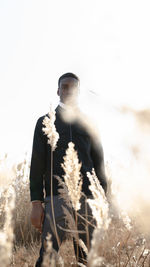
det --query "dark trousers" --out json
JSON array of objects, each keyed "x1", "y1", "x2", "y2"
[{"x1": 35, "y1": 195, "x2": 95, "y2": 267}]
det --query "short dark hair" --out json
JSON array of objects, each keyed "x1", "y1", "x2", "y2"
[{"x1": 58, "y1": 72, "x2": 80, "y2": 88}]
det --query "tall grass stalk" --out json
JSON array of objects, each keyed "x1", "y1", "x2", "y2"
[
  {"x1": 87, "y1": 169, "x2": 111, "y2": 266},
  {"x1": 61, "y1": 142, "x2": 83, "y2": 264},
  {"x1": 42, "y1": 105, "x2": 60, "y2": 249}
]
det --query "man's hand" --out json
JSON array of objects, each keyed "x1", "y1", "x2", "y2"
[{"x1": 30, "y1": 202, "x2": 44, "y2": 233}]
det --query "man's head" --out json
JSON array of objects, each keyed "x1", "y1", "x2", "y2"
[{"x1": 57, "y1": 72, "x2": 80, "y2": 105}]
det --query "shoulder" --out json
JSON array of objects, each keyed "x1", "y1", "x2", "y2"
[{"x1": 35, "y1": 114, "x2": 48, "y2": 129}]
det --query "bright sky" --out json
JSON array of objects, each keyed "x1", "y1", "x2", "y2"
[{"x1": 0, "y1": 0, "x2": 150, "y2": 162}]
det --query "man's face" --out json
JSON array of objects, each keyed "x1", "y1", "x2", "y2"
[{"x1": 57, "y1": 77, "x2": 79, "y2": 105}]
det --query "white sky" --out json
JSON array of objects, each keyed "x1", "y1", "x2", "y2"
[{"x1": 0, "y1": 0, "x2": 150, "y2": 161}]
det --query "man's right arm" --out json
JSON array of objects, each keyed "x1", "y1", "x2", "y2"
[
  {"x1": 29, "y1": 117, "x2": 46, "y2": 202},
  {"x1": 29, "y1": 117, "x2": 46, "y2": 231}
]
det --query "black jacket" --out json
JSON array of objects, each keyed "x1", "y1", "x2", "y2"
[{"x1": 29, "y1": 105, "x2": 107, "y2": 201}]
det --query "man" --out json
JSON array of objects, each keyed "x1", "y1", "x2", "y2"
[{"x1": 29, "y1": 72, "x2": 107, "y2": 266}]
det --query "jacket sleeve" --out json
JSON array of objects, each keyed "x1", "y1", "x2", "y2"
[
  {"x1": 29, "y1": 117, "x2": 46, "y2": 202},
  {"x1": 90, "y1": 137, "x2": 107, "y2": 194}
]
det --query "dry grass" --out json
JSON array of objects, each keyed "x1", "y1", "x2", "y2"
[
  {"x1": 1, "y1": 144, "x2": 150, "y2": 266},
  {"x1": 11, "y1": 218, "x2": 150, "y2": 266},
  {"x1": 11, "y1": 243, "x2": 41, "y2": 267},
  {"x1": 12, "y1": 240, "x2": 76, "y2": 267}
]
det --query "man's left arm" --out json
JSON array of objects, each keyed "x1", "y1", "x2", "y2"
[{"x1": 90, "y1": 138, "x2": 107, "y2": 194}]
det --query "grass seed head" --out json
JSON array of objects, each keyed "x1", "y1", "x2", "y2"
[{"x1": 42, "y1": 105, "x2": 59, "y2": 151}]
